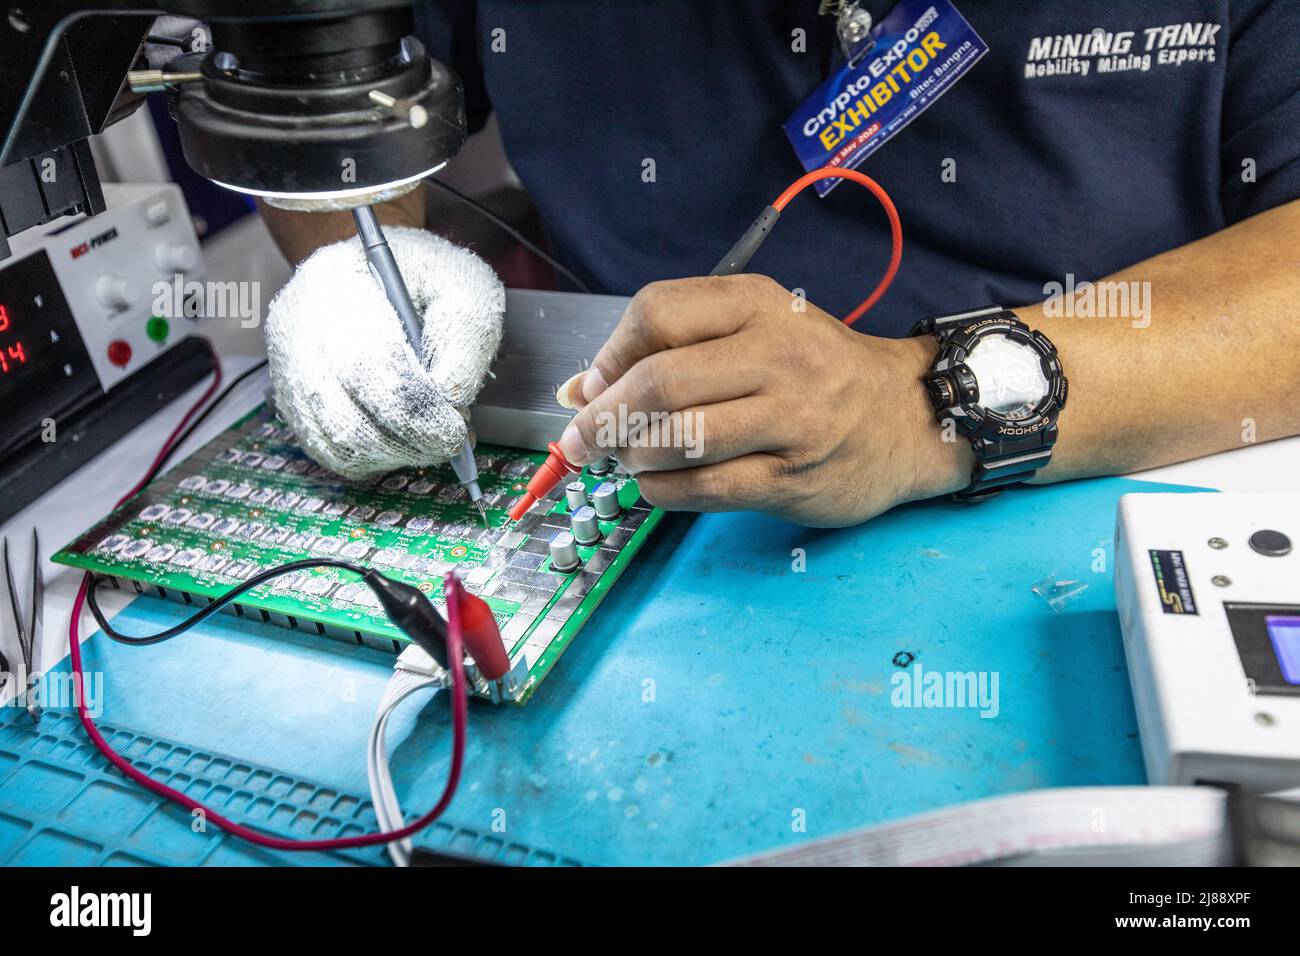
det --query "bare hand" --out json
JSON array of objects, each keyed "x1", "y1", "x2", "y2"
[{"x1": 557, "y1": 275, "x2": 968, "y2": 527}]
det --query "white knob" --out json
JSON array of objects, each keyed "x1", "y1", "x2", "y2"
[
  {"x1": 155, "y1": 243, "x2": 198, "y2": 273},
  {"x1": 96, "y1": 273, "x2": 139, "y2": 311}
]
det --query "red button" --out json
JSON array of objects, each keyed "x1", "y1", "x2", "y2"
[{"x1": 107, "y1": 339, "x2": 132, "y2": 367}]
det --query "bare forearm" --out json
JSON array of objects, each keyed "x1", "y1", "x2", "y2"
[
  {"x1": 257, "y1": 183, "x2": 427, "y2": 265},
  {"x1": 906, "y1": 199, "x2": 1300, "y2": 498},
  {"x1": 1032, "y1": 198, "x2": 1300, "y2": 479}
]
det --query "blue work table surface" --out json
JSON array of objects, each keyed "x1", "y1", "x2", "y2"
[{"x1": 0, "y1": 477, "x2": 1195, "y2": 866}]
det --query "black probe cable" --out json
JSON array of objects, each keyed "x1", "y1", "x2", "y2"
[
  {"x1": 87, "y1": 559, "x2": 360, "y2": 646},
  {"x1": 148, "y1": 357, "x2": 268, "y2": 483},
  {"x1": 85, "y1": 558, "x2": 452, "y2": 664},
  {"x1": 425, "y1": 176, "x2": 596, "y2": 294}
]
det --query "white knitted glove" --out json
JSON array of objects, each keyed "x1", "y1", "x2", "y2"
[{"x1": 264, "y1": 226, "x2": 505, "y2": 480}]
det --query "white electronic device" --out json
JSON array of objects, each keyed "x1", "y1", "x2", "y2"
[
  {"x1": 1115, "y1": 492, "x2": 1300, "y2": 792},
  {"x1": 1, "y1": 181, "x2": 206, "y2": 393},
  {"x1": 0, "y1": 182, "x2": 209, "y2": 523}
]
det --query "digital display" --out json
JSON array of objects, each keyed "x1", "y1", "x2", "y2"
[
  {"x1": 0, "y1": 303, "x2": 30, "y2": 373},
  {"x1": 1265, "y1": 616, "x2": 1300, "y2": 685},
  {"x1": 0, "y1": 250, "x2": 98, "y2": 456},
  {"x1": 1225, "y1": 602, "x2": 1300, "y2": 697}
]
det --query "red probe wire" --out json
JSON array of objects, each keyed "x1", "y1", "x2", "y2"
[
  {"x1": 510, "y1": 165, "x2": 905, "y2": 517},
  {"x1": 507, "y1": 440, "x2": 579, "y2": 522},
  {"x1": 67, "y1": 350, "x2": 469, "y2": 853},
  {"x1": 771, "y1": 166, "x2": 903, "y2": 327}
]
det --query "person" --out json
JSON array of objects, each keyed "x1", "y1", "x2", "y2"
[{"x1": 260, "y1": 1, "x2": 1300, "y2": 527}]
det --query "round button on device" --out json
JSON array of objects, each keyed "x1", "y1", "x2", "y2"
[
  {"x1": 96, "y1": 273, "x2": 139, "y2": 311},
  {"x1": 1248, "y1": 529, "x2": 1292, "y2": 557},
  {"x1": 154, "y1": 242, "x2": 198, "y2": 273},
  {"x1": 107, "y1": 339, "x2": 132, "y2": 368},
  {"x1": 146, "y1": 316, "x2": 170, "y2": 343}
]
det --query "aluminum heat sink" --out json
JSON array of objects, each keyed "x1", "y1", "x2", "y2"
[{"x1": 472, "y1": 289, "x2": 630, "y2": 451}]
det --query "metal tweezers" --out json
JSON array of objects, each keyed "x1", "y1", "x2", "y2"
[{"x1": 2, "y1": 530, "x2": 43, "y2": 723}]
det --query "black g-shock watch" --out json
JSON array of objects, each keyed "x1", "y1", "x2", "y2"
[{"x1": 911, "y1": 306, "x2": 1067, "y2": 503}]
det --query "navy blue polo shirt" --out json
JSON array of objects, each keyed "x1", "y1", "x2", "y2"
[{"x1": 418, "y1": 1, "x2": 1300, "y2": 337}]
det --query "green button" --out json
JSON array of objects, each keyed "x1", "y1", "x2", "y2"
[{"x1": 146, "y1": 316, "x2": 169, "y2": 343}]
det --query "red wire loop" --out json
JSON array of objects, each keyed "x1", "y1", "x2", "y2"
[
  {"x1": 772, "y1": 166, "x2": 903, "y2": 326},
  {"x1": 67, "y1": 346, "x2": 469, "y2": 852}
]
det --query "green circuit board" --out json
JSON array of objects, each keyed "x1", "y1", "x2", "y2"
[{"x1": 53, "y1": 404, "x2": 663, "y2": 705}]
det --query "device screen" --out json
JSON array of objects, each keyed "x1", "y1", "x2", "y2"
[
  {"x1": 1265, "y1": 615, "x2": 1300, "y2": 685},
  {"x1": 1225, "y1": 603, "x2": 1300, "y2": 696},
  {"x1": 0, "y1": 250, "x2": 98, "y2": 455}
]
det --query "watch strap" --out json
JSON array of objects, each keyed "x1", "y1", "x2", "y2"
[
  {"x1": 910, "y1": 304, "x2": 1008, "y2": 340},
  {"x1": 957, "y1": 428, "x2": 1057, "y2": 502}
]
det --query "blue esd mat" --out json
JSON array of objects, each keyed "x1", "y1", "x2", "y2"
[{"x1": 0, "y1": 477, "x2": 1205, "y2": 866}]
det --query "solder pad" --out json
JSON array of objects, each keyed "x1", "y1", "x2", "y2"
[{"x1": 53, "y1": 404, "x2": 663, "y2": 704}]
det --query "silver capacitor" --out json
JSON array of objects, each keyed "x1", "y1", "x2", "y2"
[
  {"x1": 564, "y1": 480, "x2": 588, "y2": 511},
  {"x1": 549, "y1": 531, "x2": 581, "y2": 573},
  {"x1": 588, "y1": 455, "x2": 613, "y2": 476},
  {"x1": 570, "y1": 505, "x2": 601, "y2": 545},
  {"x1": 592, "y1": 481, "x2": 620, "y2": 520}
]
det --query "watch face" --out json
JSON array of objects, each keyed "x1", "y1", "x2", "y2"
[{"x1": 963, "y1": 333, "x2": 1050, "y2": 420}]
